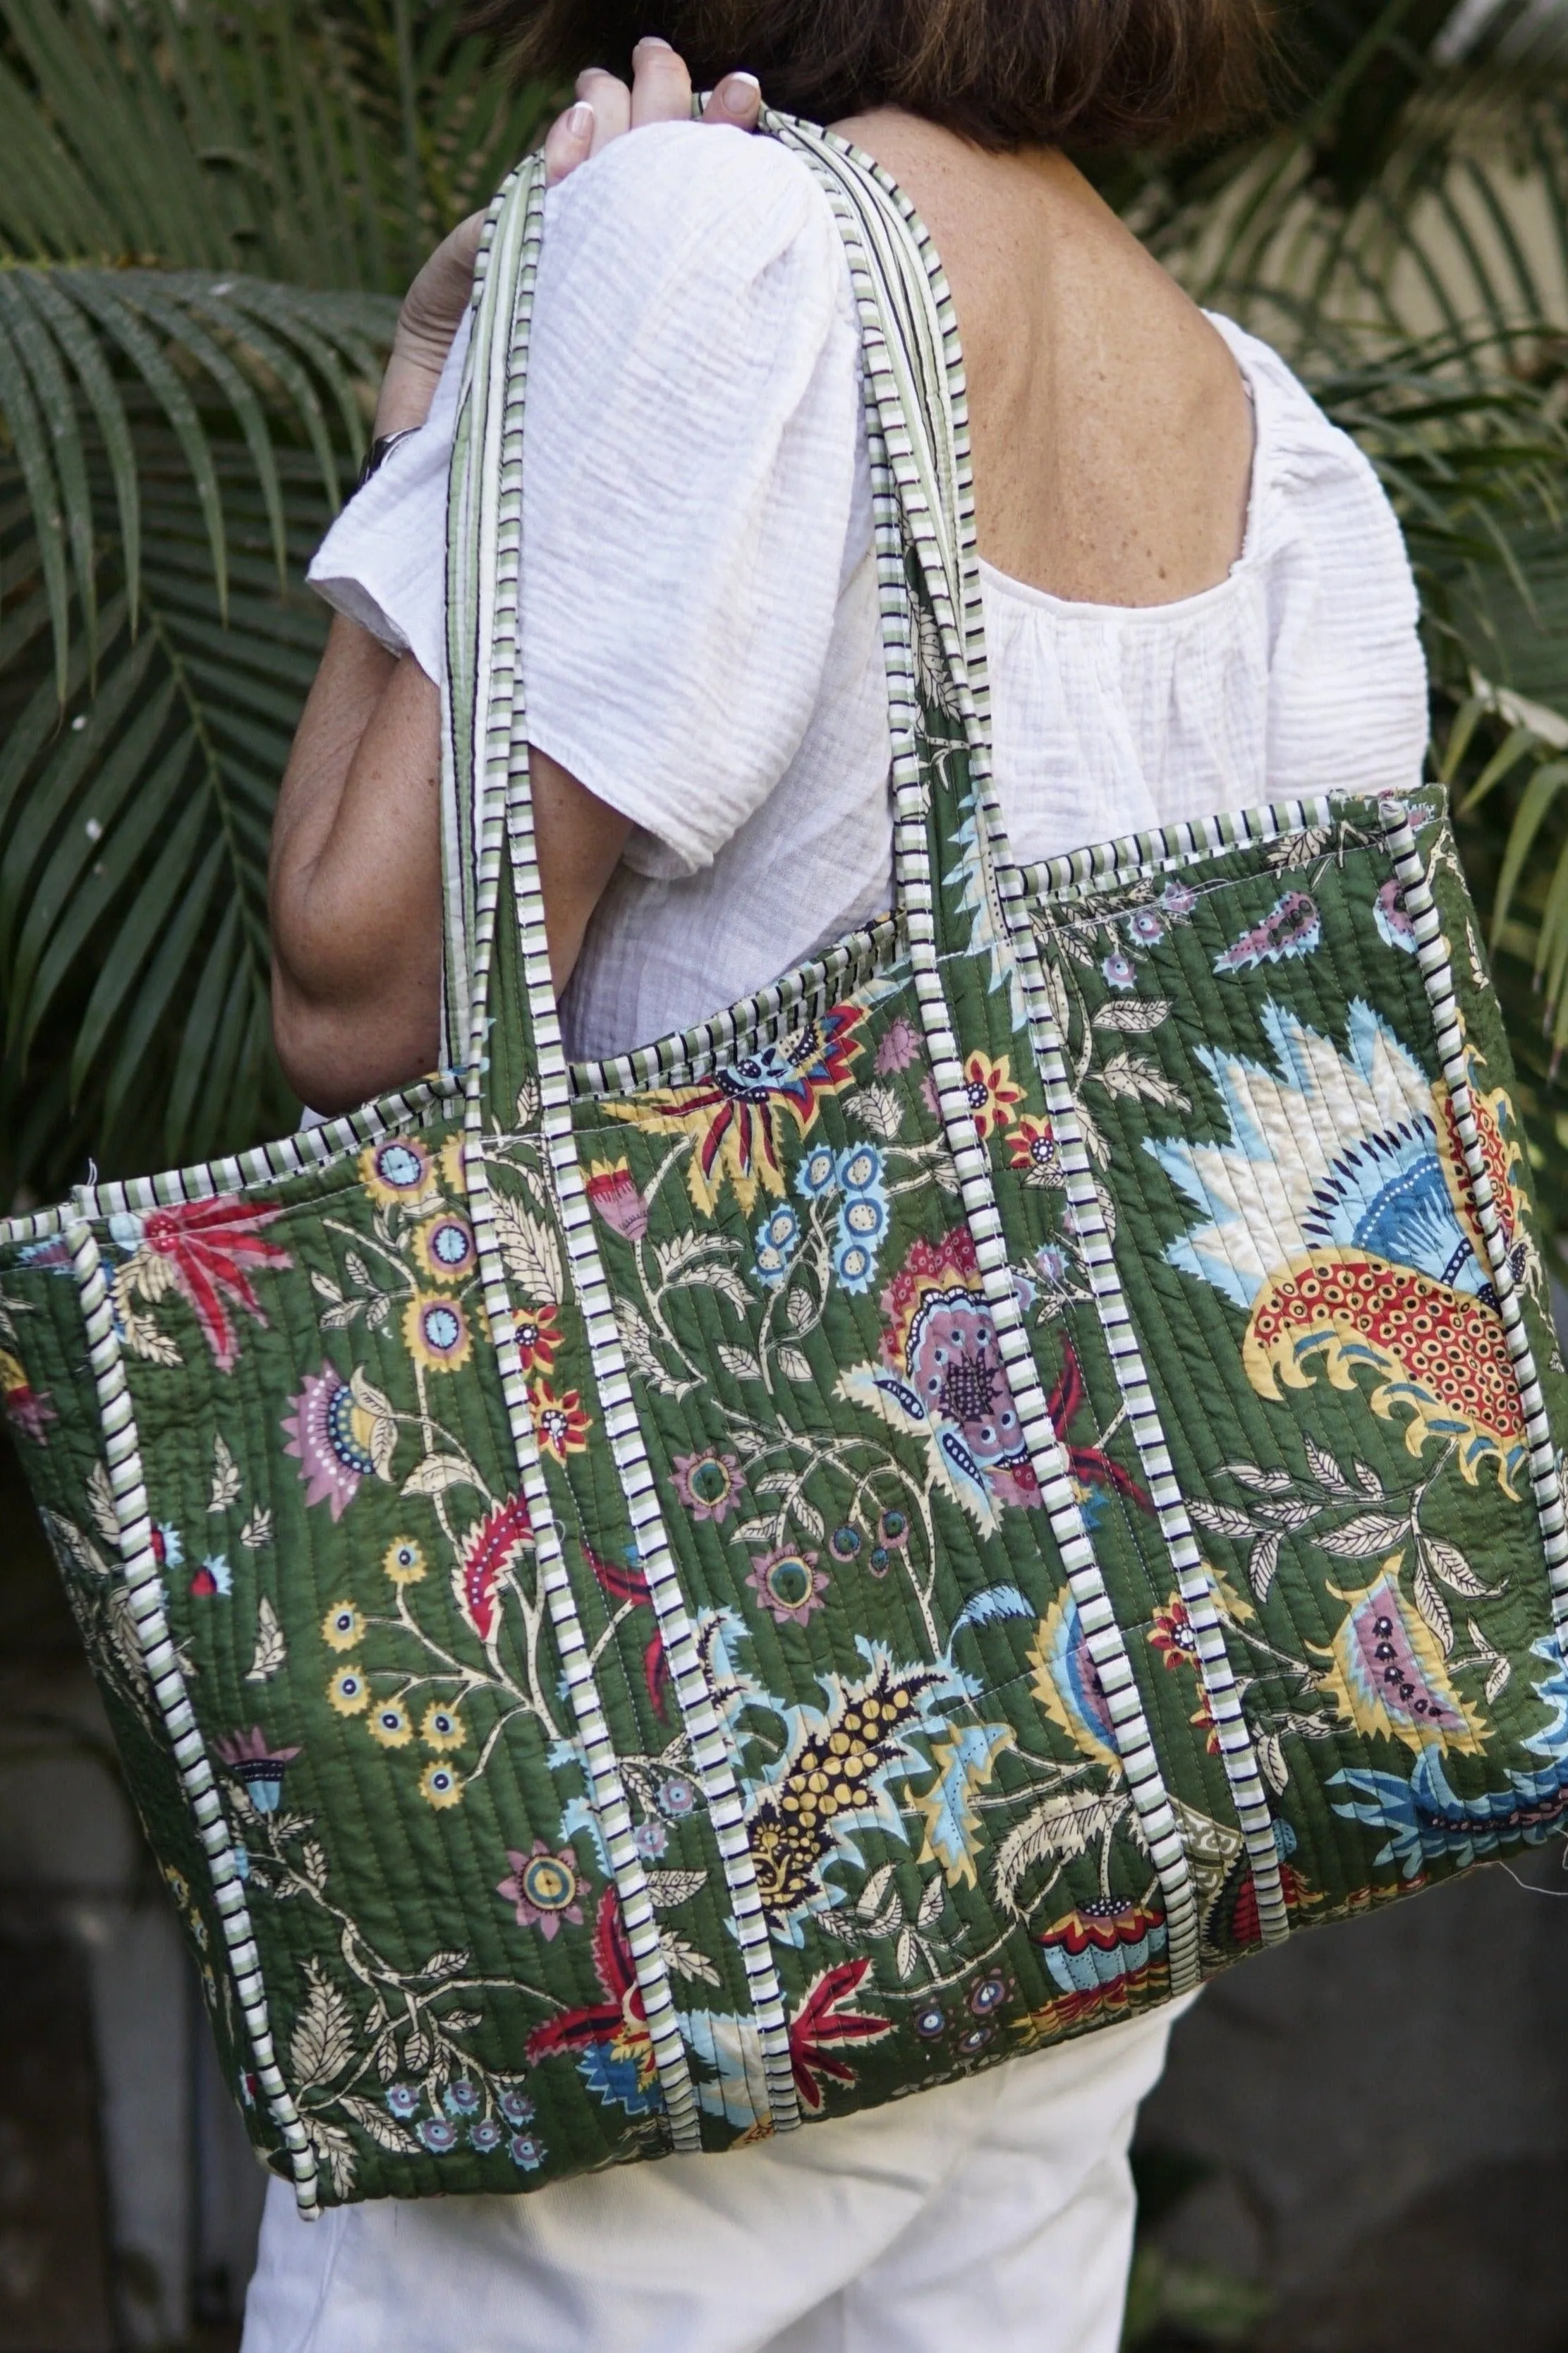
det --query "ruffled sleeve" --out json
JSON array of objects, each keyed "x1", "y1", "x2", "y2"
[{"x1": 308, "y1": 121, "x2": 864, "y2": 881}]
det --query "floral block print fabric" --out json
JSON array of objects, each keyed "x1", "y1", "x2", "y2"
[{"x1": 2, "y1": 121, "x2": 1567, "y2": 2215}]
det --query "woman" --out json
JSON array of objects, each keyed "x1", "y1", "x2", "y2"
[{"x1": 257, "y1": 7, "x2": 1427, "y2": 2347}]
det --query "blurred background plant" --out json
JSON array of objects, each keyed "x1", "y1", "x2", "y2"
[
  {"x1": 1, "y1": 5, "x2": 1567, "y2": 2346},
  {"x1": 0, "y1": 0, "x2": 1567, "y2": 1233}
]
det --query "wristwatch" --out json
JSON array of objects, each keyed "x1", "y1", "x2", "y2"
[{"x1": 355, "y1": 426, "x2": 420, "y2": 490}]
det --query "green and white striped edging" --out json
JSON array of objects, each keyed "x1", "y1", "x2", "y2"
[{"x1": 63, "y1": 1217, "x2": 320, "y2": 2211}]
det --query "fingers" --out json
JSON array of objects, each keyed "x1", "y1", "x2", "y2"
[
  {"x1": 575, "y1": 66, "x2": 631, "y2": 154},
  {"x1": 629, "y1": 36, "x2": 692, "y2": 126},
  {"x1": 541, "y1": 47, "x2": 760, "y2": 193},
  {"x1": 702, "y1": 71, "x2": 762, "y2": 129},
  {"x1": 542, "y1": 98, "x2": 595, "y2": 186}
]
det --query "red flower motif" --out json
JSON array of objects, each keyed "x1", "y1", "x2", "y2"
[
  {"x1": 513, "y1": 1302, "x2": 561, "y2": 1378},
  {"x1": 1045, "y1": 1338, "x2": 1152, "y2": 1513},
  {"x1": 959, "y1": 1050, "x2": 1024, "y2": 1140},
  {"x1": 1007, "y1": 1114, "x2": 1058, "y2": 1180},
  {"x1": 135, "y1": 1199, "x2": 291, "y2": 1372},
  {"x1": 588, "y1": 1546, "x2": 669, "y2": 1719},
  {"x1": 788, "y1": 1958, "x2": 892, "y2": 2113},
  {"x1": 530, "y1": 1381, "x2": 591, "y2": 1462},
  {"x1": 454, "y1": 1494, "x2": 533, "y2": 1643}
]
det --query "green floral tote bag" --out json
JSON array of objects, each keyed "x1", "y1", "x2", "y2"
[{"x1": 3, "y1": 116, "x2": 1567, "y2": 2216}]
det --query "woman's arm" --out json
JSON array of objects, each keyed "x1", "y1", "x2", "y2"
[
  {"x1": 269, "y1": 637, "x2": 631, "y2": 1114},
  {"x1": 269, "y1": 45, "x2": 761, "y2": 1115}
]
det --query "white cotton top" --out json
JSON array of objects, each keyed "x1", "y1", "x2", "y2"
[{"x1": 308, "y1": 120, "x2": 1429, "y2": 1067}]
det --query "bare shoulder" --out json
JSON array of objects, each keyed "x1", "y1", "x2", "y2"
[{"x1": 837, "y1": 110, "x2": 1255, "y2": 604}]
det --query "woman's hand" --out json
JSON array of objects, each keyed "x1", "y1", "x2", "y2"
[{"x1": 373, "y1": 43, "x2": 760, "y2": 437}]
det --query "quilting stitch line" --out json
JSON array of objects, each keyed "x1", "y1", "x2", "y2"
[{"x1": 63, "y1": 1214, "x2": 321, "y2": 2214}]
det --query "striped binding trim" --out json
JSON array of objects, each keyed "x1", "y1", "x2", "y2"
[
  {"x1": 0, "y1": 1076, "x2": 463, "y2": 1242},
  {"x1": 449, "y1": 159, "x2": 712, "y2": 2149},
  {"x1": 1381, "y1": 799, "x2": 1568, "y2": 1635},
  {"x1": 1014, "y1": 793, "x2": 1349, "y2": 909},
  {"x1": 781, "y1": 119, "x2": 1202, "y2": 1993},
  {"x1": 571, "y1": 917, "x2": 899, "y2": 1101},
  {"x1": 63, "y1": 1214, "x2": 320, "y2": 2215},
  {"x1": 456, "y1": 159, "x2": 801, "y2": 2141}
]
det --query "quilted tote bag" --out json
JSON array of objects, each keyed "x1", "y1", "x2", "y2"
[{"x1": 4, "y1": 116, "x2": 1568, "y2": 2218}]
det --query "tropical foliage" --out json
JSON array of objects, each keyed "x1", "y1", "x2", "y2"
[{"x1": 1, "y1": 0, "x2": 1567, "y2": 1242}]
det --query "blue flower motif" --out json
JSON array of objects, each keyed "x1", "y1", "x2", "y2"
[
  {"x1": 1128, "y1": 908, "x2": 1165, "y2": 945},
  {"x1": 835, "y1": 1143, "x2": 885, "y2": 1195},
  {"x1": 796, "y1": 1142, "x2": 839, "y2": 1199},
  {"x1": 1035, "y1": 1245, "x2": 1067, "y2": 1286},
  {"x1": 468, "y1": 2119, "x2": 504, "y2": 2153},
  {"x1": 633, "y1": 1817, "x2": 669, "y2": 1860},
  {"x1": 1102, "y1": 952, "x2": 1137, "y2": 991},
  {"x1": 837, "y1": 1189, "x2": 889, "y2": 1252},
  {"x1": 444, "y1": 2079, "x2": 480, "y2": 2116},
  {"x1": 658, "y1": 1775, "x2": 697, "y2": 1820},
  {"x1": 753, "y1": 1202, "x2": 801, "y2": 1287},
  {"x1": 418, "y1": 2117, "x2": 458, "y2": 2153},
  {"x1": 498, "y1": 2087, "x2": 535, "y2": 2128},
  {"x1": 386, "y1": 2084, "x2": 420, "y2": 2119},
  {"x1": 1160, "y1": 879, "x2": 1197, "y2": 917},
  {"x1": 832, "y1": 1235, "x2": 880, "y2": 1294},
  {"x1": 510, "y1": 2132, "x2": 547, "y2": 2171}
]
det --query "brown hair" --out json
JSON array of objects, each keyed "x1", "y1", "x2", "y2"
[{"x1": 470, "y1": 0, "x2": 1274, "y2": 151}]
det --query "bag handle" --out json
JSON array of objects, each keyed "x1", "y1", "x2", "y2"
[{"x1": 442, "y1": 126, "x2": 1209, "y2": 2012}]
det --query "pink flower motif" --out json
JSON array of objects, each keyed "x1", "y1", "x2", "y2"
[
  {"x1": 920, "y1": 1072, "x2": 941, "y2": 1123},
  {"x1": 129, "y1": 1198, "x2": 291, "y2": 1372},
  {"x1": 497, "y1": 1841, "x2": 585, "y2": 1940},
  {"x1": 671, "y1": 1450, "x2": 746, "y2": 1523},
  {"x1": 875, "y1": 1016, "x2": 921, "y2": 1075},
  {"x1": 281, "y1": 1367, "x2": 388, "y2": 1520},
  {"x1": 747, "y1": 1547, "x2": 829, "y2": 1628},
  {"x1": 584, "y1": 1159, "x2": 648, "y2": 1241}
]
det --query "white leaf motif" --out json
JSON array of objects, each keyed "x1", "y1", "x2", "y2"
[
  {"x1": 244, "y1": 1597, "x2": 286, "y2": 1683},
  {"x1": 717, "y1": 1344, "x2": 762, "y2": 1386},
  {"x1": 775, "y1": 1345, "x2": 812, "y2": 1384},
  {"x1": 209, "y1": 1432, "x2": 242, "y2": 1513},
  {"x1": 401, "y1": 1455, "x2": 481, "y2": 1500},
  {"x1": 1092, "y1": 998, "x2": 1172, "y2": 1033},
  {"x1": 290, "y1": 1964, "x2": 355, "y2": 2090},
  {"x1": 337, "y1": 2095, "x2": 421, "y2": 2154},
  {"x1": 240, "y1": 1506, "x2": 273, "y2": 1550},
  {"x1": 846, "y1": 1084, "x2": 905, "y2": 1140},
  {"x1": 491, "y1": 1194, "x2": 563, "y2": 1305}
]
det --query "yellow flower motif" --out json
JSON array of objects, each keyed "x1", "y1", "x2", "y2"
[
  {"x1": 419, "y1": 1759, "x2": 463, "y2": 1810},
  {"x1": 383, "y1": 1537, "x2": 427, "y2": 1587},
  {"x1": 403, "y1": 1290, "x2": 473, "y2": 1374},
  {"x1": 163, "y1": 1866, "x2": 190, "y2": 1909},
  {"x1": 322, "y1": 1599, "x2": 363, "y2": 1652},
  {"x1": 367, "y1": 1699, "x2": 414, "y2": 1749},
  {"x1": 420, "y1": 1702, "x2": 465, "y2": 1752},
  {"x1": 360, "y1": 1135, "x2": 437, "y2": 1211},
  {"x1": 413, "y1": 1212, "x2": 477, "y2": 1288},
  {"x1": 328, "y1": 1664, "x2": 370, "y2": 1716},
  {"x1": 438, "y1": 1133, "x2": 469, "y2": 1198}
]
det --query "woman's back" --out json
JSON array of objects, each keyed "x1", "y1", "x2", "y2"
[
  {"x1": 838, "y1": 111, "x2": 1255, "y2": 606},
  {"x1": 310, "y1": 120, "x2": 1427, "y2": 1065}
]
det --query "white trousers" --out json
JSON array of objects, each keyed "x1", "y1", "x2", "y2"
[{"x1": 242, "y1": 2001, "x2": 1186, "y2": 2353}]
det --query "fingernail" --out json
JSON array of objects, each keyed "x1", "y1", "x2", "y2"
[
  {"x1": 567, "y1": 101, "x2": 593, "y2": 137},
  {"x1": 635, "y1": 33, "x2": 673, "y2": 49},
  {"x1": 721, "y1": 72, "x2": 760, "y2": 113}
]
